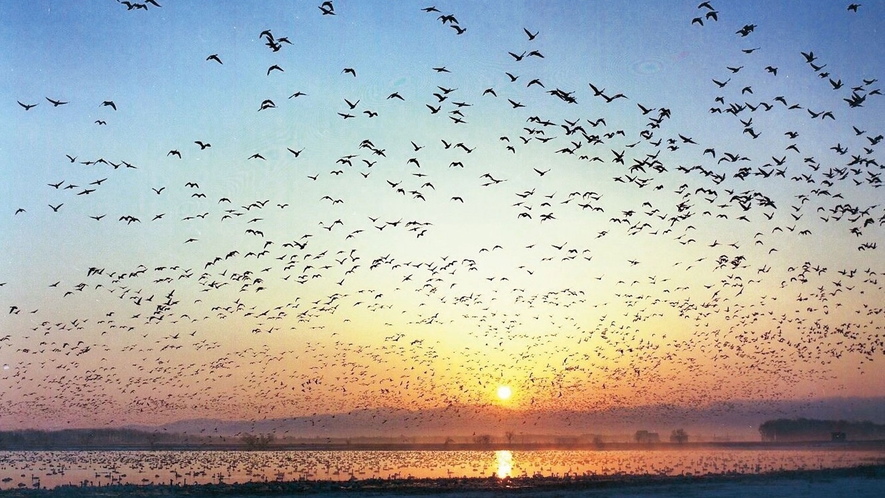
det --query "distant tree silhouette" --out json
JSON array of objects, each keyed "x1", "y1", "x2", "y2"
[
  {"x1": 505, "y1": 431, "x2": 514, "y2": 445},
  {"x1": 472, "y1": 434, "x2": 492, "y2": 446},
  {"x1": 758, "y1": 418, "x2": 885, "y2": 442},
  {"x1": 634, "y1": 430, "x2": 659, "y2": 443},
  {"x1": 241, "y1": 433, "x2": 275, "y2": 450},
  {"x1": 670, "y1": 429, "x2": 689, "y2": 444}
]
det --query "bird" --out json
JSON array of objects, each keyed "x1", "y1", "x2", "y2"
[
  {"x1": 45, "y1": 97, "x2": 68, "y2": 107},
  {"x1": 206, "y1": 54, "x2": 223, "y2": 64},
  {"x1": 100, "y1": 100, "x2": 117, "y2": 110},
  {"x1": 319, "y1": 1, "x2": 335, "y2": 15},
  {"x1": 17, "y1": 101, "x2": 38, "y2": 110}
]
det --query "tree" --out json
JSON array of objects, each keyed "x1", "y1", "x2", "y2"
[
  {"x1": 504, "y1": 431, "x2": 514, "y2": 445},
  {"x1": 472, "y1": 434, "x2": 492, "y2": 446},
  {"x1": 634, "y1": 430, "x2": 659, "y2": 443},
  {"x1": 241, "y1": 433, "x2": 275, "y2": 450},
  {"x1": 670, "y1": 429, "x2": 689, "y2": 444}
]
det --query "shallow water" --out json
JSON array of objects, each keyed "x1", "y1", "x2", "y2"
[{"x1": 1, "y1": 447, "x2": 884, "y2": 490}]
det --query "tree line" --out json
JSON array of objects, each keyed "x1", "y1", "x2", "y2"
[{"x1": 758, "y1": 418, "x2": 885, "y2": 442}]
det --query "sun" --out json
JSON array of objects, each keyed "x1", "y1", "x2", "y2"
[{"x1": 497, "y1": 385, "x2": 513, "y2": 401}]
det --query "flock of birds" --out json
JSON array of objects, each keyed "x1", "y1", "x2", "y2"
[
  {"x1": 0, "y1": 448, "x2": 875, "y2": 489},
  {"x1": 2, "y1": 1, "x2": 884, "y2": 433}
]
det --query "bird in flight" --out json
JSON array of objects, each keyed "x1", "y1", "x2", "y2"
[
  {"x1": 45, "y1": 97, "x2": 68, "y2": 107},
  {"x1": 206, "y1": 54, "x2": 223, "y2": 64},
  {"x1": 17, "y1": 101, "x2": 38, "y2": 110},
  {"x1": 319, "y1": 1, "x2": 335, "y2": 15},
  {"x1": 100, "y1": 100, "x2": 117, "y2": 110}
]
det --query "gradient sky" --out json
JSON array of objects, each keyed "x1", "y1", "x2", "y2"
[{"x1": 1, "y1": 0, "x2": 884, "y2": 431}]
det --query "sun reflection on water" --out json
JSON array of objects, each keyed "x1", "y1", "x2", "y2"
[{"x1": 495, "y1": 450, "x2": 512, "y2": 478}]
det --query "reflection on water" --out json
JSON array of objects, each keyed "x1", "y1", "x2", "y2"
[
  {"x1": 0, "y1": 447, "x2": 883, "y2": 490},
  {"x1": 495, "y1": 450, "x2": 512, "y2": 478}
]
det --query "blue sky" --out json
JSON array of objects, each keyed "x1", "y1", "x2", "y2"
[{"x1": 1, "y1": 1, "x2": 884, "y2": 430}]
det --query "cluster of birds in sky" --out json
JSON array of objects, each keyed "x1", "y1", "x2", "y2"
[{"x1": 1, "y1": 1, "x2": 884, "y2": 432}]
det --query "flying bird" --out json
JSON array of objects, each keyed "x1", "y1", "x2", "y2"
[{"x1": 319, "y1": 1, "x2": 335, "y2": 15}]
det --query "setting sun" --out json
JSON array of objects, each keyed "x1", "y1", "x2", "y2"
[{"x1": 497, "y1": 385, "x2": 513, "y2": 401}]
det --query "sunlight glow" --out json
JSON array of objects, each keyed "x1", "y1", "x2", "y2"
[
  {"x1": 497, "y1": 385, "x2": 512, "y2": 401},
  {"x1": 495, "y1": 450, "x2": 513, "y2": 478}
]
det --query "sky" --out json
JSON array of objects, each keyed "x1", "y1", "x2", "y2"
[{"x1": 1, "y1": 0, "x2": 884, "y2": 433}]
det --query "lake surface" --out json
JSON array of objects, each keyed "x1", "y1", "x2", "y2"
[{"x1": 2, "y1": 447, "x2": 884, "y2": 490}]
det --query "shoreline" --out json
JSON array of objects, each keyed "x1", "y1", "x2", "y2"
[
  {"x1": 1, "y1": 464, "x2": 884, "y2": 497},
  {"x1": 3, "y1": 440, "x2": 885, "y2": 452}
]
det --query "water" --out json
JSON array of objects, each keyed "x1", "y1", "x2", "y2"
[{"x1": 1, "y1": 447, "x2": 883, "y2": 490}]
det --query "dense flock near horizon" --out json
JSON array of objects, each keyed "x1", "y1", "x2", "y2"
[{"x1": 2, "y1": 1, "x2": 884, "y2": 432}]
